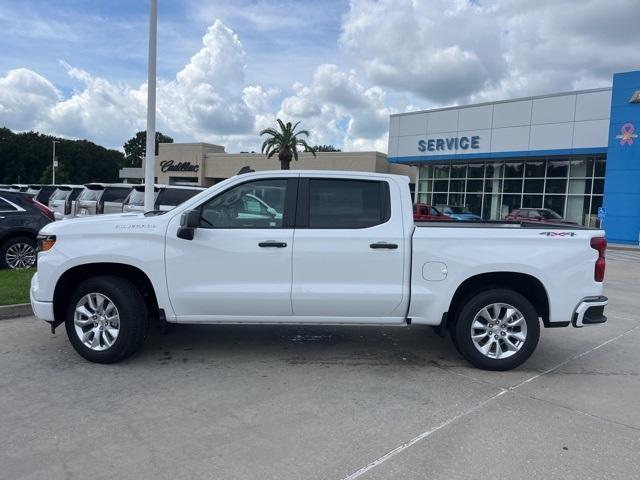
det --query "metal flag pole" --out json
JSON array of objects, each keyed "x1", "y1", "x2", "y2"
[{"x1": 144, "y1": 0, "x2": 158, "y2": 212}]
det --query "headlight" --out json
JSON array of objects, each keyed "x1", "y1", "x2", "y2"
[{"x1": 37, "y1": 235, "x2": 56, "y2": 252}]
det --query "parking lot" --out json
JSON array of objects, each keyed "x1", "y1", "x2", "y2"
[{"x1": 0, "y1": 250, "x2": 638, "y2": 479}]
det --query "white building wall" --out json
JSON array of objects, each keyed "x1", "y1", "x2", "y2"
[{"x1": 388, "y1": 88, "x2": 612, "y2": 161}]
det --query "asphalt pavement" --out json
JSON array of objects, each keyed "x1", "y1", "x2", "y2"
[{"x1": 1, "y1": 252, "x2": 639, "y2": 480}]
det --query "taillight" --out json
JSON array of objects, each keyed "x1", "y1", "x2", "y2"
[
  {"x1": 590, "y1": 236, "x2": 606, "y2": 282},
  {"x1": 32, "y1": 199, "x2": 55, "y2": 221},
  {"x1": 64, "y1": 197, "x2": 71, "y2": 215}
]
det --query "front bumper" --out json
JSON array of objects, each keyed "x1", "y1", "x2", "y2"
[
  {"x1": 30, "y1": 273, "x2": 54, "y2": 322},
  {"x1": 572, "y1": 296, "x2": 608, "y2": 328}
]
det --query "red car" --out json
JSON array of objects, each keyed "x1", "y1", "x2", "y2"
[
  {"x1": 413, "y1": 203, "x2": 454, "y2": 221},
  {"x1": 505, "y1": 208, "x2": 578, "y2": 225}
]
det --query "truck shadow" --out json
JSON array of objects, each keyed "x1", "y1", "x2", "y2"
[{"x1": 137, "y1": 323, "x2": 467, "y2": 369}]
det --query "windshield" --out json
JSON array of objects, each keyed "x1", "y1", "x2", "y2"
[
  {"x1": 540, "y1": 209, "x2": 562, "y2": 219},
  {"x1": 449, "y1": 206, "x2": 471, "y2": 214}
]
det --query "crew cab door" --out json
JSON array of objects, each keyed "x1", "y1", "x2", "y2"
[
  {"x1": 291, "y1": 175, "x2": 408, "y2": 320},
  {"x1": 165, "y1": 176, "x2": 297, "y2": 320}
]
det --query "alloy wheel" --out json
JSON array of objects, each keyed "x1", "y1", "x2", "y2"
[
  {"x1": 73, "y1": 293, "x2": 121, "y2": 351},
  {"x1": 5, "y1": 242, "x2": 36, "y2": 269},
  {"x1": 470, "y1": 303, "x2": 528, "y2": 360}
]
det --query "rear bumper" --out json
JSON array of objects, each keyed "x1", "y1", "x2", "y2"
[{"x1": 572, "y1": 296, "x2": 608, "y2": 328}]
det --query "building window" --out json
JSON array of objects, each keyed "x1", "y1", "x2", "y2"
[{"x1": 416, "y1": 155, "x2": 606, "y2": 225}]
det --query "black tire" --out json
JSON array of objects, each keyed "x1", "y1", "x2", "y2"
[
  {"x1": 453, "y1": 289, "x2": 540, "y2": 371},
  {"x1": 65, "y1": 275, "x2": 148, "y2": 363},
  {"x1": 0, "y1": 236, "x2": 37, "y2": 269}
]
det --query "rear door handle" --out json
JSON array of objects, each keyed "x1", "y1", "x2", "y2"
[
  {"x1": 259, "y1": 241, "x2": 287, "y2": 248},
  {"x1": 370, "y1": 242, "x2": 398, "y2": 249}
]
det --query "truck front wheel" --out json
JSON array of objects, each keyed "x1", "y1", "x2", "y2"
[
  {"x1": 453, "y1": 289, "x2": 540, "y2": 371},
  {"x1": 65, "y1": 276, "x2": 149, "y2": 363}
]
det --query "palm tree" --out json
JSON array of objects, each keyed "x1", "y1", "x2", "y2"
[{"x1": 260, "y1": 119, "x2": 316, "y2": 170}]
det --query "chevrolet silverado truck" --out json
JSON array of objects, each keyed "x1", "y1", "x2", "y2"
[{"x1": 30, "y1": 171, "x2": 608, "y2": 370}]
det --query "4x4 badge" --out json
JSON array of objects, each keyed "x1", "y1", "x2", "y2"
[{"x1": 539, "y1": 231, "x2": 576, "y2": 237}]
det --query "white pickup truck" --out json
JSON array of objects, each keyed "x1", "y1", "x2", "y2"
[{"x1": 30, "y1": 170, "x2": 608, "y2": 370}]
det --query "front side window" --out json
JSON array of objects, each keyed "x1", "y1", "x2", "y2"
[
  {"x1": 200, "y1": 179, "x2": 286, "y2": 229},
  {"x1": 307, "y1": 179, "x2": 389, "y2": 229}
]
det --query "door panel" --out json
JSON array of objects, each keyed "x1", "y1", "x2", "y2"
[
  {"x1": 291, "y1": 177, "x2": 407, "y2": 318},
  {"x1": 165, "y1": 177, "x2": 296, "y2": 320}
]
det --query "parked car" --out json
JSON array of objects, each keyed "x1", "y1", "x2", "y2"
[
  {"x1": 9, "y1": 184, "x2": 29, "y2": 192},
  {"x1": 48, "y1": 185, "x2": 84, "y2": 220},
  {"x1": 0, "y1": 190, "x2": 54, "y2": 268},
  {"x1": 31, "y1": 170, "x2": 608, "y2": 371},
  {"x1": 505, "y1": 208, "x2": 578, "y2": 225},
  {"x1": 75, "y1": 184, "x2": 133, "y2": 216},
  {"x1": 436, "y1": 205, "x2": 482, "y2": 221},
  {"x1": 122, "y1": 185, "x2": 205, "y2": 213},
  {"x1": 31, "y1": 185, "x2": 58, "y2": 205},
  {"x1": 413, "y1": 203, "x2": 453, "y2": 222}
]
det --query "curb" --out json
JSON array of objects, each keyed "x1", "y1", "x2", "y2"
[
  {"x1": 608, "y1": 244, "x2": 640, "y2": 252},
  {"x1": 0, "y1": 303, "x2": 33, "y2": 320}
]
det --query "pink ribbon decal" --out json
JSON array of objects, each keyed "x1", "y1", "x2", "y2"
[{"x1": 616, "y1": 122, "x2": 638, "y2": 146}]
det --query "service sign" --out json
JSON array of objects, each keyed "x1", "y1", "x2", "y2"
[{"x1": 417, "y1": 135, "x2": 481, "y2": 153}]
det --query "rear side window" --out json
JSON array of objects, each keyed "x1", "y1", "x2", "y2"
[
  {"x1": 102, "y1": 187, "x2": 132, "y2": 203},
  {"x1": 126, "y1": 188, "x2": 149, "y2": 206},
  {"x1": 49, "y1": 189, "x2": 71, "y2": 201},
  {"x1": 157, "y1": 188, "x2": 201, "y2": 206},
  {"x1": 307, "y1": 179, "x2": 390, "y2": 229},
  {"x1": 79, "y1": 187, "x2": 103, "y2": 201},
  {"x1": 0, "y1": 197, "x2": 19, "y2": 212}
]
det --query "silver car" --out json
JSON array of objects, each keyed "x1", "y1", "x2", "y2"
[
  {"x1": 122, "y1": 185, "x2": 205, "y2": 213},
  {"x1": 48, "y1": 185, "x2": 84, "y2": 220},
  {"x1": 76, "y1": 184, "x2": 133, "y2": 216}
]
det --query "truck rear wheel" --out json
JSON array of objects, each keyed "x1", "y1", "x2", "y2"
[
  {"x1": 65, "y1": 276, "x2": 148, "y2": 363},
  {"x1": 453, "y1": 289, "x2": 540, "y2": 371}
]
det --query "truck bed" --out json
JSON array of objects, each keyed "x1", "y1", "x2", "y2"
[{"x1": 415, "y1": 220, "x2": 596, "y2": 230}]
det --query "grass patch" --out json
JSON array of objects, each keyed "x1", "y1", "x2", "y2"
[{"x1": 0, "y1": 268, "x2": 35, "y2": 306}]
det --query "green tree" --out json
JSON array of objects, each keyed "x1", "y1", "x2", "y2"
[
  {"x1": 310, "y1": 144, "x2": 341, "y2": 152},
  {"x1": 0, "y1": 127, "x2": 125, "y2": 184},
  {"x1": 259, "y1": 119, "x2": 315, "y2": 170},
  {"x1": 123, "y1": 131, "x2": 174, "y2": 167}
]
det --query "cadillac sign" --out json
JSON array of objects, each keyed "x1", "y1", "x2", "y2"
[{"x1": 160, "y1": 160, "x2": 200, "y2": 173}]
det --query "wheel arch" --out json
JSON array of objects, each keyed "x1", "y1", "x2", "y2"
[
  {"x1": 447, "y1": 271, "x2": 550, "y2": 330},
  {"x1": 52, "y1": 263, "x2": 159, "y2": 331}
]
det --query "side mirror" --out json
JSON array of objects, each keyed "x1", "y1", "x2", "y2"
[
  {"x1": 266, "y1": 207, "x2": 277, "y2": 217},
  {"x1": 177, "y1": 209, "x2": 200, "y2": 240}
]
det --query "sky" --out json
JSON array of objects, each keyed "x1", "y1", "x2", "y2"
[{"x1": 1, "y1": 0, "x2": 639, "y2": 153}]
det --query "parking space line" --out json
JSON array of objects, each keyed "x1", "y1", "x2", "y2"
[
  {"x1": 339, "y1": 320, "x2": 640, "y2": 480},
  {"x1": 339, "y1": 389, "x2": 508, "y2": 480},
  {"x1": 510, "y1": 323, "x2": 640, "y2": 391}
]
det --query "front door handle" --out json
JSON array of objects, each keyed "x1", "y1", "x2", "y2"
[
  {"x1": 370, "y1": 242, "x2": 398, "y2": 249},
  {"x1": 259, "y1": 241, "x2": 287, "y2": 248}
]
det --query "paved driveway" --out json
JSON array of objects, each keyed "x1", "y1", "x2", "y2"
[{"x1": 1, "y1": 252, "x2": 639, "y2": 479}]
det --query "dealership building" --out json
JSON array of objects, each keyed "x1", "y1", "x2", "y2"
[
  {"x1": 388, "y1": 70, "x2": 640, "y2": 245},
  {"x1": 126, "y1": 143, "x2": 416, "y2": 194}
]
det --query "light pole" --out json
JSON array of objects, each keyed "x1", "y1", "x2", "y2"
[
  {"x1": 52, "y1": 140, "x2": 59, "y2": 184},
  {"x1": 144, "y1": 0, "x2": 157, "y2": 212}
]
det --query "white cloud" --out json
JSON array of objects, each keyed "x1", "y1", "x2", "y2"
[
  {"x1": 0, "y1": 20, "x2": 270, "y2": 149},
  {"x1": 277, "y1": 64, "x2": 392, "y2": 151},
  {"x1": 341, "y1": 0, "x2": 640, "y2": 105},
  {"x1": 0, "y1": 69, "x2": 60, "y2": 130}
]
